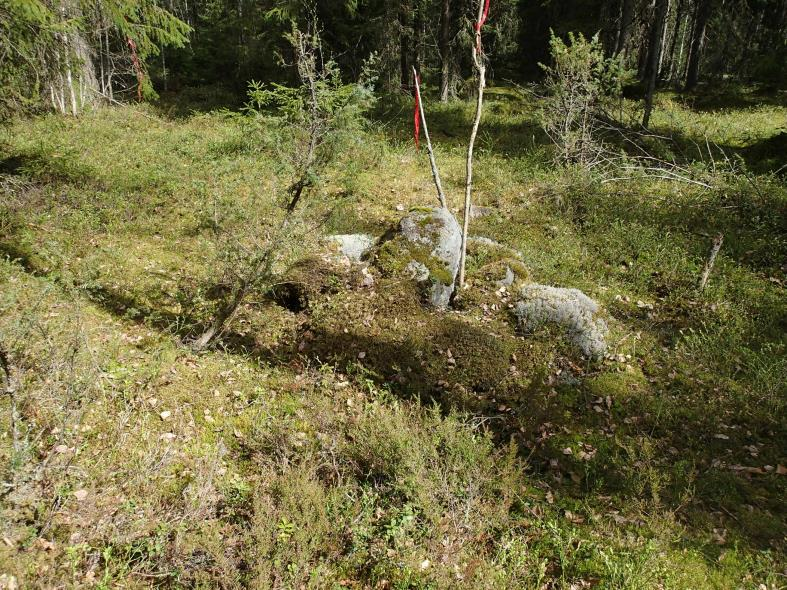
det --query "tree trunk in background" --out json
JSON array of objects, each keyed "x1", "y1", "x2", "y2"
[
  {"x1": 380, "y1": 1, "x2": 402, "y2": 92},
  {"x1": 643, "y1": 0, "x2": 669, "y2": 127},
  {"x1": 52, "y1": 1, "x2": 100, "y2": 115},
  {"x1": 399, "y1": 1, "x2": 411, "y2": 90},
  {"x1": 615, "y1": 0, "x2": 636, "y2": 55},
  {"x1": 666, "y1": 0, "x2": 685, "y2": 82},
  {"x1": 657, "y1": 0, "x2": 671, "y2": 75},
  {"x1": 412, "y1": 0, "x2": 424, "y2": 74},
  {"x1": 439, "y1": 0, "x2": 452, "y2": 101},
  {"x1": 685, "y1": 0, "x2": 713, "y2": 90}
]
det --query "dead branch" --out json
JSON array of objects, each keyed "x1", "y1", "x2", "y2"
[
  {"x1": 413, "y1": 67, "x2": 447, "y2": 209},
  {"x1": 699, "y1": 233, "x2": 724, "y2": 291},
  {"x1": 0, "y1": 343, "x2": 20, "y2": 453}
]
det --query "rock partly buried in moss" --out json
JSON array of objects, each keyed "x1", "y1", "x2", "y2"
[
  {"x1": 326, "y1": 234, "x2": 375, "y2": 263},
  {"x1": 397, "y1": 207, "x2": 462, "y2": 309},
  {"x1": 513, "y1": 284, "x2": 608, "y2": 359}
]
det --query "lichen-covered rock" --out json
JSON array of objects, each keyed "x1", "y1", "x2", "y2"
[
  {"x1": 398, "y1": 207, "x2": 462, "y2": 309},
  {"x1": 326, "y1": 234, "x2": 375, "y2": 262},
  {"x1": 513, "y1": 284, "x2": 608, "y2": 359}
]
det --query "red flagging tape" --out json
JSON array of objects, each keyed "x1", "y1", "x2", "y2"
[{"x1": 474, "y1": 0, "x2": 491, "y2": 31}]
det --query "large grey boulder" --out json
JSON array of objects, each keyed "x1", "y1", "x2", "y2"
[
  {"x1": 513, "y1": 284, "x2": 608, "y2": 359},
  {"x1": 326, "y1": 234, "x2": 375, "y2": 262},
  {"x1": 400, "y1": 207, "x2": 462, "y2": 309}
]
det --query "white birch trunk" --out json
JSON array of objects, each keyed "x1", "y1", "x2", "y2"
[{"x1": 458, "y1": 0, "x2": 488, "y2": 288}]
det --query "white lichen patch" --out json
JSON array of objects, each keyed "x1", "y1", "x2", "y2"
[
  {"x1": 514, "y1": 284, "x2": 608, "y2": 359},
  {"x1": 326, "y1": 234, "x2": 376, "y2": 262}
]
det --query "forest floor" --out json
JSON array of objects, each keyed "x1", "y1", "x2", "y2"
[{"x1": 0, "y1": 85, "x2": 785, "y2": 589}]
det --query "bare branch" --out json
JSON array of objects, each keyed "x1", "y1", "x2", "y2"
[{"x1": 412, "y1": 67, "x2": 447, "y2": 209}]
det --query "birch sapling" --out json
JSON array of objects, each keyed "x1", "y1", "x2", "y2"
[{"x1": 458, "y1": 0, "x2": 489, "y2": 288}]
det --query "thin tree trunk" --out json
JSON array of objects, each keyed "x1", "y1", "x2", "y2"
[
  {"x1": 381, "y1": 1, "x2": 401, "y2": 91},
  {"x1": 458, "y1": 0, "x2": 487, "y2": 289},
  {"x1": 685, "y1": 0, "x2": 712, "y2": 90},
  {"x1": 412, "y1": 0, "x2": 424, "y2": 74},
  {"x1": 65, "y1": 58, "x2": 77, "y2": 116},
  {"x1": 616, "y1": 0, "x2": 636, "y2": 55},
  {"x1": 643, "y1": 0, "x2": 669, "y2": 127},
  {"x1": 667, "y1": 0, "x2": 685, "y2": 82},
  {"x1": 192, "y1": 284, "x2": 248, "y2": 352},
  {"x1": 98, "y1": 22, "x2": 106, "y2": 96},
  {"x1": 105, "y1": 28, "x2": 113, "y2": 100},
  {"x1": 658, "y1": 0, "x2": 672, "y2": 76},
  {"x1": 399, "y1": 1, "x2": 411, "y2": 90},
  {"x1": 439, "y1": 0, "x2": 452, "y2": 101}
]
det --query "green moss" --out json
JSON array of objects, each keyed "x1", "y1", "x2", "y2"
[
  {"x1": 585, "y1": 366, "x2": 648, "y2": 399},
  {"x1": 375, "y1": 236, "x2": 454, "y2": 287}
]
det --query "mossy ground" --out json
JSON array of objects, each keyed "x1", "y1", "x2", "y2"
[{"x1": 0, "y1": 86, "x2": 785, "y2": 588}]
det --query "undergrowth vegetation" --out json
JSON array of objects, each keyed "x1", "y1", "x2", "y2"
[{"x1": 1, "y1": 83, "x2": 785, "y2": 588}]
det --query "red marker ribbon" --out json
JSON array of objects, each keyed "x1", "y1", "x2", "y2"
[
  {"x1": 474, "y1": 0, "x2": 491, "y2": 31},
  {"x1": 474, "y1": 0, "x2": 491, "y2": 52}
]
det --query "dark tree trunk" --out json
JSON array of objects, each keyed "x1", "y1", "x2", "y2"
[
  {"x1": 439, "y1": 0, "x2": 452, "y2": 101},
  {"x1": 412, "y1": 0, "x2": 424, "y2": 74},
  {"x1": 399, "y1": 1, "x2": 412, "y2": 90},
  {"x1": 685, "y1": 0, "x2": 713, "y2": 90},
  {"x1": 666, "y1": 0, "x2": 685, "y2": 82},
  {"x1": 643, "y1": 0, "x2": 669, "y2": 127},
  {"x1": 615, "y1": 0, "x2": 636, "y2": 55}
]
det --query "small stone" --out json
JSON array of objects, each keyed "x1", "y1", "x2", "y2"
[
  {"x1": 361, "y1": 267, "x2": 375, "y2": 287},
  {"x1": 159, "y1": 410, "x2": 172, "y2": 420},
  {"x1": 74, "y1": 489, "x2": 88, "y2": 502}
]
